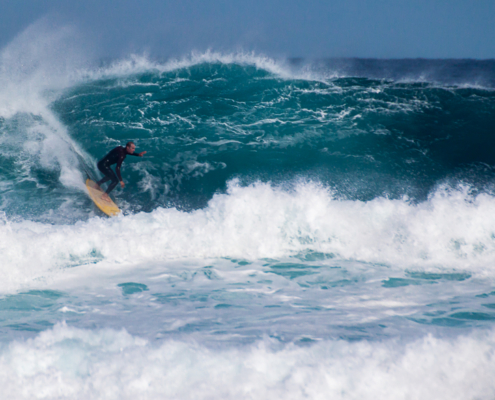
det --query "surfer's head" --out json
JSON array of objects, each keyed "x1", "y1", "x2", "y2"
[{"x1": 126, "y1": 141, "x2": 136, "y2": 154}]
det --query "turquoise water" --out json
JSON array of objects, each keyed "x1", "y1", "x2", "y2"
[{"x1": 1, "y1": 38, "x2": 495, "y2": 398}]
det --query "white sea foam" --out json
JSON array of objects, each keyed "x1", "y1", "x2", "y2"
[
  {"x1": 0, "y1": 20, "x2": 94, "y2": 192},
  {"x1": 3, "y1": 180, "x2": 495, "y2": 292},
  {"x1": 0, "y1": 19, "x2": 90, "y2": 118},
  {"x1": 1, "y1": 323, "x2": 494, "y2": 400}
]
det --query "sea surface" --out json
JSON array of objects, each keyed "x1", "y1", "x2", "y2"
[{"x1": 1, "y1": 27, "x2": 495, "y2": 399}]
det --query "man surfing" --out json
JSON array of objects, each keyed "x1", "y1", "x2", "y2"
[{"x1": 96, "y1": 141, "x2": 146, "y2": 201}]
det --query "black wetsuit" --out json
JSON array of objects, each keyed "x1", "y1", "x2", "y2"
[{"x1": 97, "y1": 146, "x2": 141, "y2": 194}]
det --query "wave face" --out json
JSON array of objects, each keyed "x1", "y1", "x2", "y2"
[
  {"x1": 2, "y1": 54, "x2": 495, "y2": 220},
  {"x1": 2, "y1": 31, "x2": 495, "y2": 398}
]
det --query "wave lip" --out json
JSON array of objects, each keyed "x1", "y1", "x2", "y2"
[
  {"x1": 85, "y1": 50, "x2": 298, "y2": 80},
  {"x1": 80, "y1": 54, "x2": 495, "y2": 88}
]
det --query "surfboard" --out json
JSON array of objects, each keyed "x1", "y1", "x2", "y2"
[{"x1": 86, "y1": 179, "x2": 121, "y2": 217}]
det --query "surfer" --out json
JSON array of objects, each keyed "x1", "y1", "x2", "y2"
[{"x1": 97, "y1": 142, "x2": 146, "y2": 201}]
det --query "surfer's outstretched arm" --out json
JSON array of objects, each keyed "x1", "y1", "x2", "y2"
[{"x1": 130, "y1": 151, "x2": 147, "y2": 157}]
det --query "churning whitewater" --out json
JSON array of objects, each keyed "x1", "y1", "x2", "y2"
[{"x1": 1, "y1": 25, "x2": 495, "y2": 399}]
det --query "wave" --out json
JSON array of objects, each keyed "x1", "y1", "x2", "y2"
[
  {"x1": 3, "y1": 181, "x2": 495, "y2": 293},
  {"x1": 1, "y1": 23, "x2": 495, "y2": 224},
  {"x1": 2, "y1": 322, "x2": 494, "y2": 400},
  {"x1": 2, "y1": 50, "x2": 495, "y2": 220}
]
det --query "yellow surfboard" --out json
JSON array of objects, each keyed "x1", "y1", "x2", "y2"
[{"x1": 86, "y1": 179, "x2": 121, "y2": 217}]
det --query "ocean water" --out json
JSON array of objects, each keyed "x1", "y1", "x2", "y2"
[{"x1": 2, "y1": 27, "x2": 495, "y2": 399}]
